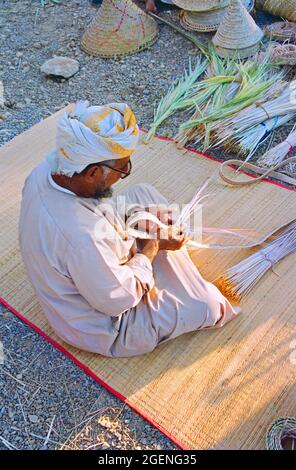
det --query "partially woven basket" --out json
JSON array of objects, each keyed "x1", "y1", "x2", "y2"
[
  {"x1": 255, "y1": 0, "x2": 296, "y2": 22},
  {"x1": 212, "y1": 0, "x2": 263, "y2": 58},
  {"x1": 173, "y1": 0, "x2": 230, "y2": 12},
  {"x1": 80, "y1": 0, "x2": 158, "y2": 58},
  {"x1": 265, "y1": 22, "x2": 296, "y2": 44},
  {"x1": 266, "y1": 418, "x2": 296, "y2": 450},
  {"x1": 180, "y1": 0, "x2": 254, "y2": 33},
  {"x1": 269, "y1": 43, "x2": 296, "y2": 66}
]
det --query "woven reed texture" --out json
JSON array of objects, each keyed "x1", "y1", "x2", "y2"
[
  {"x1": 213, "y1": 42, "x2": 261, "y2": 58},
  {"x1": 265, "y1": 22, "x2": 296, "y2": 43},
  {"x1": 173, "y1": 0, "x2": 230, "y2": 12},
  {"x1": 256, "y1": 0, "x2": 296, "y2": 22},
  {"x1": 212, "y1": 0, "x2": 263, "y2": 58},
  {"x1": 80, "y1": 0, "x2": 158, "y2": 58},
  {"x1": 180, "y1": 7, "x2": 229, "y2": 32},
  {"x1": 179, "y1": 0, "x2": 254, "y2": 33},
  {"x1": 1, "y1": 108, "x2": 296, "y2": 449}
]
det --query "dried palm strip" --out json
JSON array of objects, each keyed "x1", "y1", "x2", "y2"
[
  {"x1": 222, "y1": 113, "x2": 295, "y2": 162},
  {"x1": 126, "y1": 210, "x2": 258, "y2": 249},
  {"x1": 125, "y1": 178, "x2": 213, "y2": 245},
  {"x1": 125, "y1": 178, "x2": 296, "y2": 251},
  {"x1": 258, "y1": 126, "x2": 296, "y2": 167},
  {"x1": 125, "y1": 178, "x2": 255, "y2": 248},
  {"x1": 212, "y1": 80, "x2": 288, "y2": 145},
  {"x1": 215, "y1": 219, "x2": 296, "y2": 302},
  {"x1": 219, "y1": 156, "x2": 296, "y2": 186},
  {"x1": 222, "y1": 84, "x2": 295, "y2": 132}
]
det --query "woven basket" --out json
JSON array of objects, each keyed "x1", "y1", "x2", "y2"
[
  {"x1": 265, "y1": 22, "x2": 296, "y2": 44},
  {"x1": 256, "y1": 0, "x2": 296, "y2": 22},
  {"x1": 80, "y1": 0, "x2": 158, "y2": 58},
  {"x1": 269, "y1": 43, "x2": 296, "y2": 66},
  {"x1": 212, "y1": 0, "x2": 263, "y2": 58},
  {"x1": 173, "y1": 0, "x2": 230, "y2": 12},
  {"x1": 180, "y1": 0, "x2": 254, "y2": 33},
  {"x1": 266, "y1": 418, "x2": 296, "y2": 450}
]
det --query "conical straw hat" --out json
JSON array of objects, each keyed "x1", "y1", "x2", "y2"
[
  {"x1": 180, "y1": 0, "x2": 254, "y2": 33},
  {"x1": 212, "y1": 0, "x2": 263, "y2": 58},
  {"x1": 173, "y1": 0, "x2": 230, "y2": 12},
  {"x1": 81, "y1": 0, "x2": 158, "y2": 58}
]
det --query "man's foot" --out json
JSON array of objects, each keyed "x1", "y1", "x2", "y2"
[{"x1": 145, "y1": 0, "x2": 157, "y2": 13}]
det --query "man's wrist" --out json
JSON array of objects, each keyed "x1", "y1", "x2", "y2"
[{"x1": 140, "y1": 239, "x2": 159, "y2": 263}]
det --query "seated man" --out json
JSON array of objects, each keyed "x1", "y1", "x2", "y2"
[{"x1": 19, "y1": 101, "x2": 240, "y2": 358}]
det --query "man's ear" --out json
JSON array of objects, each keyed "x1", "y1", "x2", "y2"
[{"x1": 86, "y1": 165, "x2": 102, "y2": 179}]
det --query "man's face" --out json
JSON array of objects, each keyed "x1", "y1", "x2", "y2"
[
  {"x1": 103, "y1": 157, "x2": 131, "y2": 189},
  {"x1": 83, "y1": 156, "x2": 132, "y2": 199}
]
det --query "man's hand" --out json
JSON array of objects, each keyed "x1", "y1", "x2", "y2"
[
  {"x1": 138, "y1": 233, "x2": 188, "y2": 264},
  {"x1": 145, "y1": 0, "x2": 157, "y2": 13},
  {"x1": 159, "y1": 234, "x2": 188, "y2": 251},
  {"x1": 131, "y1": 206, "x2": 181, "y2": 238}
]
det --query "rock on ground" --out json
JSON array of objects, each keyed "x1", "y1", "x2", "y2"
[{"x1": 40, "y1": 56, "x2": 79, "y2": 79}]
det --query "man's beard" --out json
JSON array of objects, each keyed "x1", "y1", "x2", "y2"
[{"x1": 94, "y1": 187, "x2": 113, "y2": 199}]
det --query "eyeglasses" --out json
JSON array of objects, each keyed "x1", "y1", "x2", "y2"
[{"x1": 100, "y1": 160, "x2": 132, "y2": 179}]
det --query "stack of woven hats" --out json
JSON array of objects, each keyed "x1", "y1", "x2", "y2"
[
  {"x1": 176, "y1": 0, "x2": 254, "y2": 33},
  {"x1": 212, "y1": 0, "x2": 263, "y2": 58}
]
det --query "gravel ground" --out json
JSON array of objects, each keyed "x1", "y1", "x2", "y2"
[
  {"x1": 0, "y1": 303, "x2": 177, "y2": 450},
  {"x1": 0, "y1": 0, "x2": 295, "y2": 451},
  {"x1": 0, "y1": 1, "x2": 295, "y2": 155},
  {"x1": 0, "y1": 0, "x2": 194, "y2": 145}
]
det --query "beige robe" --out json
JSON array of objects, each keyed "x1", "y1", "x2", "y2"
[{"x1": 19, "y1": 161, "x2": 239, "y2": 357}]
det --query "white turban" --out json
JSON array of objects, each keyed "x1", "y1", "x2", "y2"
[{"x1": 46, "y1": 100, "x2": 139, "y2": 176}]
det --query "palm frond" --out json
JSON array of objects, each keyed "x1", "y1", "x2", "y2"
[{"x1": 144, "y1": 59, "x2": 208, "y2": 144}]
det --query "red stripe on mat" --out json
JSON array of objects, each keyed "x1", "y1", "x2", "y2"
[
  {"x1": 1, "y1": 135, "x2": 295, "y2": 450},
  {"x1": 139, "y1": 128, "x2": 296, "y2": 192},
  {"x1": 0, "y1": 295, "x2": 188, "y2": 450}
]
